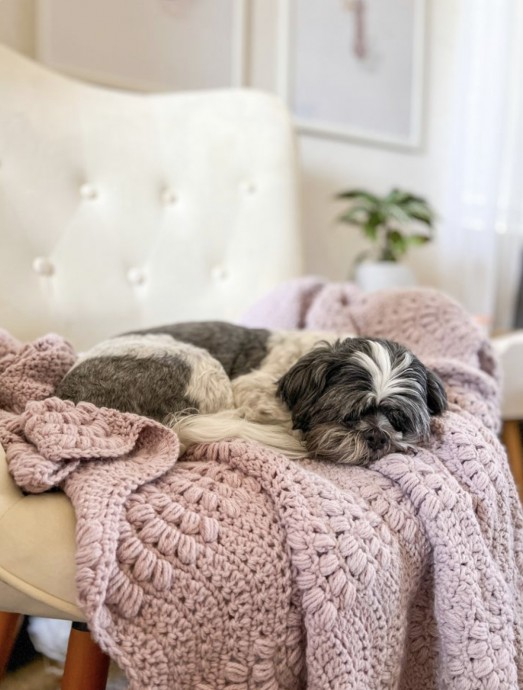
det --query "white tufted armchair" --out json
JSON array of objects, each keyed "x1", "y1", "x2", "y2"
[{"x1": 0, "y1": 44, "x2": 303, "y2": 688}]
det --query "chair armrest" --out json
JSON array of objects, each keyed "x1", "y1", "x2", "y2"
[
  {"x1": 492, "y1": 331, "x2": 523, "y2": 419},
  {"x1": 0, "y1": 444, "x2": 23, "y2": 520},
  {"x1": 0, "y1": 444, "x2": 82, "y2": 619}
]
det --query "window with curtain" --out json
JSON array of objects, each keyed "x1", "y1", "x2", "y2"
[{"x1": 439, "y1": 0, "x2": 523, "y2": 332}]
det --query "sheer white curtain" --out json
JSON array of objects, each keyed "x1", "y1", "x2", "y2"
[{"x1": 439, "y1": 0, "x2": 523, "y2": 331}]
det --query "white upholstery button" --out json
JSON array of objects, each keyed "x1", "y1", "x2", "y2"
[
  {"x1": 161, "y1": 188, "x2": 178, "y2": 205},
  {"x1": 241, "y1": 181, "x2": 257, "y2": 195},
  {"x1": 127, "y1": 267, "x2": 146, "y2": 285},
  {"x1": 79, "y1": 183, "x2": 98, "y2": 200},
  {"x1": 211, "y1": 265, "x2": 228, "y2": 281},
  {"x1": 32, "y1": 257, "x2": 55, "y2": 276}
]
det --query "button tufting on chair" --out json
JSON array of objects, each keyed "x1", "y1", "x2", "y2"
[
  {"x1": 161, "y1": 188, "x2": 178, "y2": 205},
  {"x1": 211, "y1": 265, "x2": 229, "y2": 281},
  {"x1": 0, "y1": 44, "x2": 302, "y2": 350},
  {"x1": 32, "y1": 257, "x2": 55, "y2": 277},
  {"x1": 79, "y1": 183, "x2": 99, "y2": 200},
  {"x1": 127, "y1": 267, "x2": 147, "y2": 286},
  {"x1": 241, "y1": 181, "x2": 257, "y2": 195}
]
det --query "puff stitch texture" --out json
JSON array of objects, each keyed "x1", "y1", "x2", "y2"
[{"x1": 0, "y1": 282, "x2": 521, "y2": 689}]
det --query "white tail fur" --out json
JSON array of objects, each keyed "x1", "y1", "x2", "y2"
[{"x1": 170, "y1": 410, "x2": 307, "y2": 458}]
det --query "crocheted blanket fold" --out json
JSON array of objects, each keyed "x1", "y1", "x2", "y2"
[{"x1": 1, "y1": 283, "x2": 522, "y2": 689}]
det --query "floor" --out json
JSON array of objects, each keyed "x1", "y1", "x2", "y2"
[
  {"x1": 0, "y1": 657, "x2": 128, "y2": 690},
  {"x1": 0, "y1": 617, "x2": 128, "y2": 689}
]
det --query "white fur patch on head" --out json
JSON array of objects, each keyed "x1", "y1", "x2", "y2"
[{"x1": 353, "y1": 341, "x2": 414, "y2": 403}]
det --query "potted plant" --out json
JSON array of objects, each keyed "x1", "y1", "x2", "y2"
[{"x1": 336, "y1": 187, "x2": 436, "y2": 292}]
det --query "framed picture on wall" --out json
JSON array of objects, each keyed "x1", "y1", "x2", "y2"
[
  {"x1": 279, "y1": 0, "x2": 427, "y2": 149},
  {"x1": 36, "y1": 0, "x2": 248, "y2": 92}
]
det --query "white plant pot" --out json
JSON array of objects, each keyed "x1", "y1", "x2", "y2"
[{"x1": 354, "y1": 261, "x2": 415, "y2": 293}]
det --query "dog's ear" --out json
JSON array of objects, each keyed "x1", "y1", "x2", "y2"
[
  {"x1": 277, "y1": 348, "x2": 334, "y2": 432},
  {"x1": 426, "y1": 369, "x2": 447, "y2": 416}
]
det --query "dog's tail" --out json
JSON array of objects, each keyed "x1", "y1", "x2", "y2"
[{"x1": 169, "y1": 410, "x2": 307, "y2": 459}]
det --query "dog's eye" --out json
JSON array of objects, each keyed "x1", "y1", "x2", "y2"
[
  {"x1": 387, "y1": 410, "x2": 409, "y2": 432},
  {"x1": 342, "y1": 413, "x2": 358, "y2": 426}
]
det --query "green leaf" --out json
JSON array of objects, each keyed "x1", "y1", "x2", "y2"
[
  {"x1": 363, "y1": 221, "x2": 379, "y2": 240},
  {"x1": 337, "y1": 211, "x2": 370, "y2": 228},
  {"x1": 392, "y1": 190, "x2": 429, "y2": 206},
  {"x1": 368, "y1": 209, "x2": 385, "y2": 228},
  {"x1": 406, "y1": 234, "x2": 431, "y2": 246},
  {"x1": 405, "y1": 201, "x2": 435, "y2": 225},
  {"x1": 385, "y1": 189, "x2": 411, "y2": 205},
  {"x1": 335, "y1": 186, "x2": 437, "y2": 258},
  {"x1": 336, "y1": 189, "x2": 380, "y2": 206},
  {"x1": 386, "y1": 229, "x2": 409, "y2": 260},
  {"x1": 382, "y1": 203, "x2": 413, "y2": 226}
]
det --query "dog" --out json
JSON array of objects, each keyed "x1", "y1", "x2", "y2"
[{"x1": 54, "y1": 321, "x2": 447, "y2": 465}]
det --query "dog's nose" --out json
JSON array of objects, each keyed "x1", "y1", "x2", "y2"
[{"x1": 365, "y1": 428, "x2": 388, "y2": 451}]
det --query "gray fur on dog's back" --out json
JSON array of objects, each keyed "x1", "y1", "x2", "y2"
[
  {"x1": 54, "y1": 322, "x2": 268, "y2": 424},
  {"x1": 126, "y1": 321, "x2": 270, "y2": 378},
  {"x1": 55, "y1": 353, "x2": 195, "y2": 420}
]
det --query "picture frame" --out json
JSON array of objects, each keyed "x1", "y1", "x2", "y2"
[
  {"x1": 36, "y1": 0, "x2": 249, "y2": 92},
  {"x1": 278, "y1": 0, "x2": 427, "y2": 150}
]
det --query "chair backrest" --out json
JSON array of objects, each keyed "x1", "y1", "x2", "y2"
[{"x1": 0, "y1": 45, "x2": 303, "y2": 349}]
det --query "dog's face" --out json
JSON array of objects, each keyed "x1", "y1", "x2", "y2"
[{"x1": 277, "y1": 337, "x2": 447, "y2": 465}]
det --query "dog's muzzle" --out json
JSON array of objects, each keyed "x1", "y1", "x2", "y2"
[{"x1": 364, "y1": 427, "x2": 389, "y2": 452}]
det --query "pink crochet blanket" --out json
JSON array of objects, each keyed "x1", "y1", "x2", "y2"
[{"x1": 1, "y1": 283, "x2": 522, "y2": 689}]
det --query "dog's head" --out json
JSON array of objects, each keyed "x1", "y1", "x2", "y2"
[{"x1": 277, "y1": 337, "x2": 447, "y2": 465}]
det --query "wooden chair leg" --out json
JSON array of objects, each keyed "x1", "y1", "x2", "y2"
[
  {"x1": 0, "y1": 611, "x2": 23, "y2": 678},
  {"x1": 502, "y1": 420, "x2": 523, "y2": 502},
  {"x1": 61, "y1": 622, "x2": 110, "y2": 690}
]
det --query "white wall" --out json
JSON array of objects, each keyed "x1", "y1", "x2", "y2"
[
  {"x1": 0, "y1": 0, "x2": 460, "y2": 287},
  {"x1": 248, "y1": 0, "x2": 461, "y2": 286}
]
